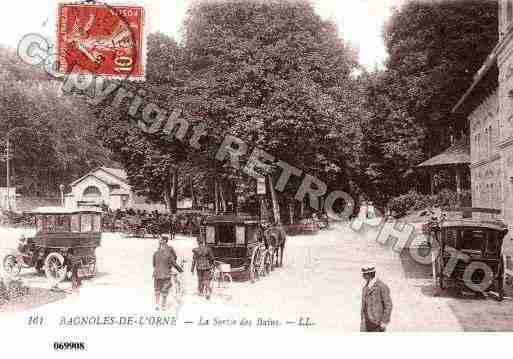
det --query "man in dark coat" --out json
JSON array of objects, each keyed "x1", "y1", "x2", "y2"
[
  {"x1": 191, "y1": 237, "x2": 215, "y2": 299},
  {"x1": 153, "y1": 237, "x2": 183, "y2": 310},
  {"x1": 360, "y1": 265, "x2": 393, "y2": 332}
]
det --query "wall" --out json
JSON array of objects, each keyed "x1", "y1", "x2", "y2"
[{"x1": 469, "y1": 90, "x2": 502, "y2": 209}]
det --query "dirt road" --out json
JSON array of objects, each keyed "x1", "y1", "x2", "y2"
[{"x1": 2, "y1": 223, "x2": 513, "y2": 331}]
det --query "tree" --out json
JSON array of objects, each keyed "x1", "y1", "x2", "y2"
[
  {"x1": 360, "y1": 0, "x2": 498, "y2": 205},
  {"x1": 0, "y1": 47, "x2": 113, "y2": 196},
  {"x1": 99, "y1": 0, "x2": 364, "y2": 217}
]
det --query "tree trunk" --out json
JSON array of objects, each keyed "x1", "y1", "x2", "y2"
[
  {"x1": 268, "y1": 175, "x2": 281, "y2": 224},
  {"x1": 190, "y1": 176, "x2": 198, "y2": 209},
  {"x1": 171, "y1": 167, "x2": 178, "y2": 213},
  {"x1": 164, "y1": 166, "x2": 178, "y2": 214},
  {"x1": 214, "y1": 178, "x2": 219, "y2": 214},
  {"x1": 231, "y1": 179, "x2": 237, "y2": 214},
  {"x1": 219, "y1": 180, "x2": 226, "y2": 213}
]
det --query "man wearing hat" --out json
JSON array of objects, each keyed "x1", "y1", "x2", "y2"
[
  {"x1": 361, "y1": 265, "x2": 393, "y2": 332},
  {"x1": 191, "y1": 237, "x2": 215, "y2": 299},
  {"x1": 153, "y1": 236, "x2": 183, "y2": 310}
]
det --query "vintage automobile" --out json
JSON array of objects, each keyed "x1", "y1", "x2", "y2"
[
  {"x1": 428, "y1": 207, "x2": 508, "y2": 300},
  {"x1": 200, "y1": 213, "x2": 287, "y2": 282},
  {"x1": 2, "y1": 207, "x2": 102, "y2": 282}
]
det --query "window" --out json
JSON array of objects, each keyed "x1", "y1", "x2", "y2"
[
  {"x1": 206, "y1": 226, "x2": 215, "y2": 244},
  {"x1": 54, "y1": 215, "x2": 70, "y2": 232},
  {"x1": 486, "y1": 231, "x2": 500, "y2": 255},
  {"x1": 44, "y1": 215, "x2": 55, "y2": 232},
  {"x1": 36, "y1": 216, "x2": 44, "y2": 232},
  {"x1": 83, "y1": 186, "x2": 102, "y2": 201},
  {"x1": 80, "y1": 214, "x2": 93, "y2": 232},
  {"x1": 444, "y1": 229, "x2": 458, "y2": 248},
  {"x1": 460, "y1": 229, "x2": 485, "y2": 252},
  {"x1": 489, "y1": 125, "x2": 493, "y2": 154},
  {"x1": 92, "y1": 214, "x2": 101, "y2": 232},
  {"x1": 216, "y1": 224, "x2": 235, "y2": 244},
  {"x1": 485, "y1": 128, "x2": 489, "y2": 157},
  {"x1": 71, "y1": 214, "x2": 80, "y2": 232},
  {"x1": 477, "y1": 134, "x2": 481, "y2": 159}
]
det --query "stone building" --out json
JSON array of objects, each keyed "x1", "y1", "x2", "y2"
[
  {"x1": 64, "y1": 166, "x2": 182, "y2": 212},
  {"x1": 452, "y1": 1, "x2": 513, "y2": 221},
  {"x1": 449, "y1": 1, "x2": 513, "y2": 279}
]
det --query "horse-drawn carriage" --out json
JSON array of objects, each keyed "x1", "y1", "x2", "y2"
[
  {"x1": 426, "y1": 207, "x2": 509, "y2": 300},
  {"x1": 200, "y1": 214, "x2": 286, "y2": 282},
  {"x1": 2, "y1": 207, "x2": 102, "y2": 282}
]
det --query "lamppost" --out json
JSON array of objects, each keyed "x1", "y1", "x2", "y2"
[{"x1": 3, "y1": 127, "x2": 32, "y2": 211}]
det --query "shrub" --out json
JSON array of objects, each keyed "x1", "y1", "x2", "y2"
[{"x1": 387, "y1": 189, "x2": 472, "y2": 217}]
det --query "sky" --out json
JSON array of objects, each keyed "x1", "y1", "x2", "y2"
[{"x1": 0, "y1": 0, "x2": 404, "y2": 70}]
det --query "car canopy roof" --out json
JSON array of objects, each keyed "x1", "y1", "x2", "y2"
[
  {"x1": 204, "y1": 213, "x2": 259, "y2": 225},
  {"x1": 441, "y1": 219, "x2": 507, "y2": 232}
]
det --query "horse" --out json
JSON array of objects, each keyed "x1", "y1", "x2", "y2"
[{"x1": 264, "y1": 225, "x2": 287, "y2": 269}]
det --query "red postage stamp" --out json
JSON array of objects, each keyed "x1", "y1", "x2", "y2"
[{"x1": 57, "y1": 2, "x2": 146, "y2": 81}]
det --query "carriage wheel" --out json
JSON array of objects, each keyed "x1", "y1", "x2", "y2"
[
  {"x1": 437, "y1": 255, "x2": 445, "y2": 290},
  {"x1": 497, "y1": 256, "x2": 505, "y2": 302},
  {"x1": 431, "y1": 250, "x2": 438, "y2": 288},
  {"x1": 249, "y1": 247, "x2": 262, "y2": 283},
  {"x1": 3, "y1": 255, "x2": 21, "y2": 277},
  {"x1": 88, "y1": 257, "x2": 97, "y2": 277},
  {"x1": 213, "y1": 272, "x2": 232, "y2": 299},
  {"x1": 44, "y1": 252, "x2": 67, "y2": 283},
  {"x1": 263, "y1": 250, "x2": 272, "y2": 276},
  {"x1": 221, "y1": 273, "x2": 232, "y2": 299},
  {"x1": 275, "y1": 245, "x2": 283, "y2": 268}
]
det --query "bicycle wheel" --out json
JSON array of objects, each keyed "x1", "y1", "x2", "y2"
[{"x1": 221, "y1": 273, "x2": 232, "y2": 299}]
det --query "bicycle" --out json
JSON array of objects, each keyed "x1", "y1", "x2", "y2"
[
  {"x1": 209, "y1": 260, "x2": 232, "y2": 299},
  {"x1": 171, "y1": 259, "x2": 186, "y2": 301}
]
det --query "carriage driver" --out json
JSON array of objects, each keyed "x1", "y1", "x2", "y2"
[
  {"x1": 153, "y1": 236, "x2": 183, "y2": 310},
  {"x1": 17, "y1": 234, "x2": 29, "y2": 254},
  {"x1": 191, "y1": 236, "x2": 215, "y2": 299}
]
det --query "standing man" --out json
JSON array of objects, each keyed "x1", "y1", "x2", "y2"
[
  {"x1": 360, "y1": 265, "x2": 393, "y2": 332},
  {"x1": 191, "y1": 237, "x2": 215, "y2": 299},
  {"x1": 153, "y1": 236, "x2": 183, "y2": 310}
]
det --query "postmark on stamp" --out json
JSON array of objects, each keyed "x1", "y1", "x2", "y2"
[{"x1": 57, "y1": 2, "x2": 146, "y2": 81}]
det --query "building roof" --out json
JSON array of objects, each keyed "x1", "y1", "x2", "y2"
[
  {"x1": 110, "y1": 188, "x2": 131, "y2": 195},
  {"x1": 417, "y1": 141, "x2": 470, "y2": 168},
  {"x1": 70, "y1": 166, "x2": 128, "y2": 188},
  {"x1": 101, "y1": 167, "x2": 127, "y2": 182},
  {"x1": 25, "y1": 206, "x2": 103, "y2": 215}
]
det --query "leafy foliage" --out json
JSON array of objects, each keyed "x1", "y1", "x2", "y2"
[
  {"x1": 0, "y1": 47, "x2": 113, "y2": 195},
  {"x1": 360, "y1": 0, "x2": 497, "y2": 206}
]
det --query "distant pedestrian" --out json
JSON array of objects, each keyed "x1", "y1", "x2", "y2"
[
  {"x1": 68, "y1": 251, "x2": 81, "y2": 292},
  {"x1": 360, "y1": 265, "x2": 393, "y2": 332}
]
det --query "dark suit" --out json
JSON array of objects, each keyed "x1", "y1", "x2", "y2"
[
  {"x1": 153, "y1": 246, "x2": 183, "y2": 294},
  {"x1": 191, "y1": 245, "x2": 214, "y2": 294}
]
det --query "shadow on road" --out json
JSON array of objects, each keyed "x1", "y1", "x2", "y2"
[
  {"x1": 399, "y1": 251, "x2": 432, "y2": 280},
  {"x1": 399, "y1": 248, "x2": 513, "y2": 331}
]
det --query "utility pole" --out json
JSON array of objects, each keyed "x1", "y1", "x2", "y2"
[{"x1": 5, "y1": 138, "x2": 12, "y2": 211}]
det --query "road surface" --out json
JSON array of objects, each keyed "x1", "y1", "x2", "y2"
[{"x1": 2, "y1": 223, "x2": 513, "y2": 331}]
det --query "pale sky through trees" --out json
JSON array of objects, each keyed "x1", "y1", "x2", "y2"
[{"x1": 0, "y1": 0, "x2": 404, "y2": 70}]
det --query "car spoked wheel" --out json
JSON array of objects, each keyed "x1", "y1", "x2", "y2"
[
  {"x1": 3, "y1": 255, "x2": 21, "y2": 277},
  {"x1": 219, "y1": 272, "x2": 232, "y2": 299},
  {"x1": 44, "y1": 253, "x2": 67, "y2": 283}
]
